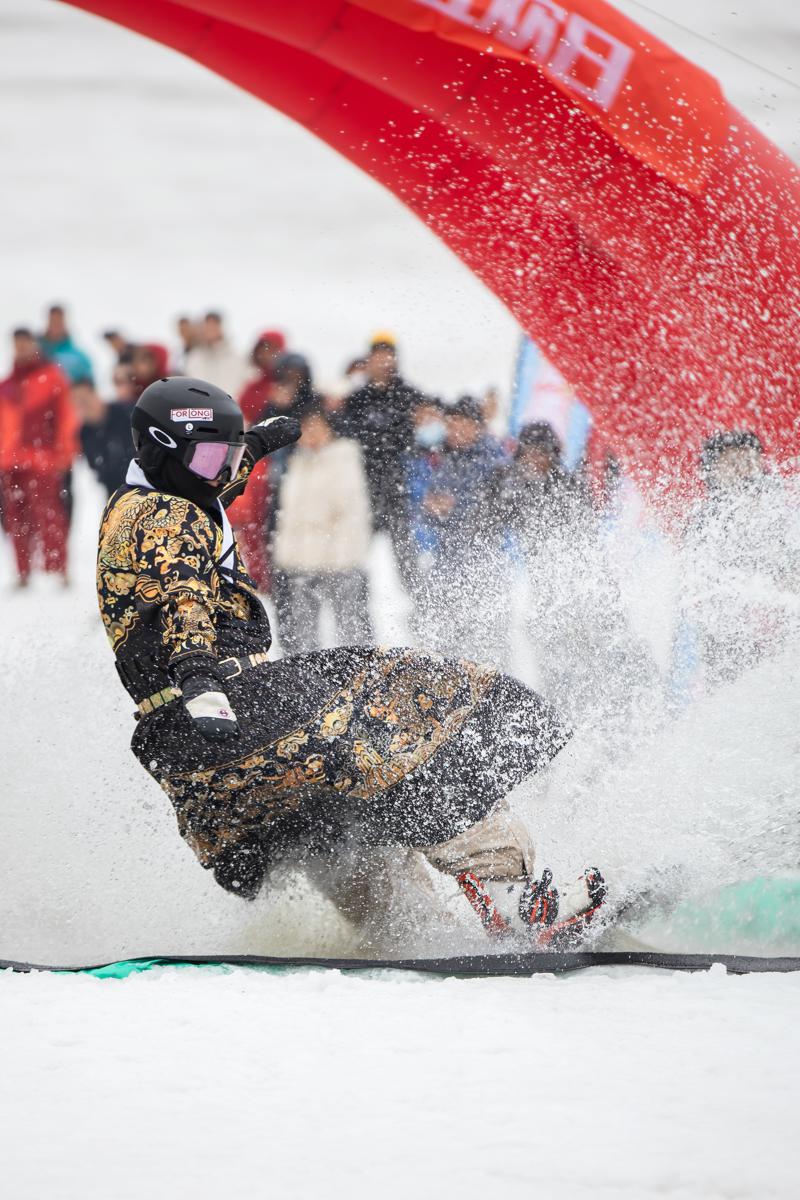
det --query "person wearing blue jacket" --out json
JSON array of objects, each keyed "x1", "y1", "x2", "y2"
[
  {"x1": 38, "y1": 303, "x2": 94, "y2": 384},
  {"x1": 418, "y1": 395, "x2": 506, "y2": 662}
]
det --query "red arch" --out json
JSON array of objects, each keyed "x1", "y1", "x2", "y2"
[{"x1": 63, "y1": 0, "x2": 800, "y2": 483}]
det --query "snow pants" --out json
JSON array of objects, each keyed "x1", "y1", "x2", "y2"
[{"x1": 0, "y1": 466, "x2": 70, "y2": 579}]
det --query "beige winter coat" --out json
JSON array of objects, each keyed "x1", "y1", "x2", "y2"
[
  {"x1": 272, "y1": 438, "x2": 373, "y2": 573},
  {"x1": 184, "y1": 339, "x2": 251, "y2": 396}
]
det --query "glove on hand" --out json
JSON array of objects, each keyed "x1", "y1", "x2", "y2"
[
  {"x1": 245, "y1": 415, "x2": 301, "y2": 462},
  {"x1": 170, "y1": 656, "x2": 239, "y2": 742}
]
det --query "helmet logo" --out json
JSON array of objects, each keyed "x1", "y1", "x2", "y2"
[
  {"x1": 171, "y1": 407, "x2": 214, "y2": 422},
  {"x1": 149, "y1": 426, "x2": 178, "y2": 448}
]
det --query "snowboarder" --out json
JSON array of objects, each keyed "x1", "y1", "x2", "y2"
[{"x1": 96, "y1": 377, "x2": 606, "y2": 947}]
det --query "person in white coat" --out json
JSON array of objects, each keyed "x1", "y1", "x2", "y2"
[
  {"x1": 273, "y1": 400, "x2": 375, "y2": 654},
  {"x1": 184, "y1": 311, "x2": 250, "y2": 396}
]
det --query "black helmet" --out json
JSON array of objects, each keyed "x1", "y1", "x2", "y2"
[{"x1": 131, "y1": 376, "x2": 245, "y2": 484}]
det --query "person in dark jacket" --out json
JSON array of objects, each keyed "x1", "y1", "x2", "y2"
[
  {"x1": 95, "y1": 377, "x2": 604, "y2": 944},
  {"x1": 484, "y1": 421, "x2": 589, "y2": 551},
  {"x1": 73, "y1": 366, "x2": 138, "y2": 497},
  {"x1": 102, "y1": 330, "x2": 135, "y2": 365},
  {"x1": 271, "y1": 351, "x2": 315, "y2": 415},
  {"x1": 337, "y1": 335, "x2": 424, "y2": 601}
]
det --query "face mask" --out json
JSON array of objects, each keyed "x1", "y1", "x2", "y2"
[{"x1": 415, "y1": 419, "x2": 445, "y2": 450}]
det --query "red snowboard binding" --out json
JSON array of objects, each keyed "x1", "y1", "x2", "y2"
[
  {"x1": 456, "y1": 871, "x2": 514, "y2": 938},
  {"x1": 519, "y1": 867, "x2": 607, "y2": 949},
  {"x1": 457, "y1": 867, "x2": 607, "y2": 948}
]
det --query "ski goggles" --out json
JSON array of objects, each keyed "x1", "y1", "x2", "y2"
[{"x1": 186, "y1": 440, "x2": 246, "y2": 481}]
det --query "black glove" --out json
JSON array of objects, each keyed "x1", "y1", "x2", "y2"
[
  {"x1": 245, "y1": 415, "x2": 301, "y2": 462},
  {"x1": 170, "y1": 655, "x2": 239, "y2": 742}
]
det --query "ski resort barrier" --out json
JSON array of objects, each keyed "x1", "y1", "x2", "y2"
[{"x1": 2, "y1": 952, "x2": 800, "y2": 977}]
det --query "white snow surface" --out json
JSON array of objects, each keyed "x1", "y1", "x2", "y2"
[
  {"x1": 2, "y1": 964, "x2": 799, "y2": 1200},
  {"x1": 2, "y1": 3, "x2": 799, "y2": 1195}
]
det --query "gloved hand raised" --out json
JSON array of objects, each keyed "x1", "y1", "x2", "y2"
[
  {"x1": 245, "y1": 415, "x2": 301, "y2": 462},
  {"x1": 170, "y1": 656, "x2": 239, "y2": 742}
]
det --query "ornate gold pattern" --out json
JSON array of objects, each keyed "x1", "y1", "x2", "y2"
[
  {"x1": 97, "y1": 487, "x2": 260, "y2": 664},
  {"x1": 157, "y1": 650, "x2": 499, "y2": 863}
]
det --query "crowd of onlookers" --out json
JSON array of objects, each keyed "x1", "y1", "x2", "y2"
[{"x1": 1, "y1": 302, "x2": 798, "y2": 720}]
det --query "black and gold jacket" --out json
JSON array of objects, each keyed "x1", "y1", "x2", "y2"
[{"x1": 96, "y1": 465, "x2": 271, "y2": 704}]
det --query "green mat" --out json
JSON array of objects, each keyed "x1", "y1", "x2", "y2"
[{"x1": 665, "y1": 876, "x2": 800, "y2": 945}]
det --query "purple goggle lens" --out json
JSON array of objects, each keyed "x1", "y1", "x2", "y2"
[{"x1": 187, "y1": 441, "x2": 245, "y2": 481}]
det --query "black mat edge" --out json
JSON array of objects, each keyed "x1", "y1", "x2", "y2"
[{"x1": 2, "y1": 951, "x2": 799, "y2": 976}]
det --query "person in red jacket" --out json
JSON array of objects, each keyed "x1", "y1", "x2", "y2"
[
  {"x1": 228, "y1": 330, "x2": 286, "y2": 592},
  {"x1": 0, "y1": 328, "x2": 78, "y2": 585},
  {"x1": 238, "y1": 329, "x2": 285, "y2": 424}
]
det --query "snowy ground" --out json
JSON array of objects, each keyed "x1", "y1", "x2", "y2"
[
  {"x1": 2, "y1": 964, "x2": 799, "y2": 1200},
  {"x1": 2, "y1": 2, "x2": 799, "y2": 1195}
]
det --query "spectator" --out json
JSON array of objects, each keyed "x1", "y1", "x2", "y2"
[
  {"x1": 271, "y1": 351, "x2": 314, "y2": 415},
  {"x1": 422, "y1": 396, "x2": 503, "y2": 543},
  {"x1": 337, "y1": 333, "x2": 423, "y2": 603},
  {"x1": 257, "y1": 351, "x2": 321, "y2": 615},
  {"x1": 493, "y1": 422, "x2": 661, "y2": 730},
  {"x1": 328, "y1": 352, "x2": 369, "y2": 406},
  {"x1": 267, "y1": 352, "x2": 315, "y2": 486},
  {"x1": 272, "y1": 400, "x2": 374, "y2": 655},
  {"x1": 0, "y1": 328, "x2": 77, "y2": 586},
  {"x1": 408, "y1": 397, "x2": 447, "y2": 558},
  {"x1": 488, "y1": 422, "x2": 587, "y2": 547},
  {"x1": 700, "y1": 429, "x2": 766, "y2": 493},
  {"x1": 227, "y1": 331, "x2": 287, "y2": 593},
  {"x1": 677, "y1": 430, "x2": 800, "y2": 691},
  {"x1": 184, "y1": 310, "x2": 249, "y2": 394},
  {"x1": 174, "y1": 315, "x2": 200, "y2": 372},
  {"x1": 418, "y1": 395, "x2": 505, "y2": 659},
  {"x1": 102, "y1": 329, "x2": 134, "y2": 365},
  {"x1": 38, "y1": 304, "x2": 93, "y2": 384},
  {"x1": 73, "y1": 365, "x2": 138, "y2": 497},
  {"x1": 238, "y1": 330, "x2": 286, "y2": 425},
  {"x1": 130, "y1": 343, "x2": 170, "y2": 398}
]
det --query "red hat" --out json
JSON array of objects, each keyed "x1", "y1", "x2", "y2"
[
  {"x1": 255, "y1": 329, "x2": 286, "y2": 350},
  {"x1": 142, "y1": 342, "x2": 170, "y2": 377}
]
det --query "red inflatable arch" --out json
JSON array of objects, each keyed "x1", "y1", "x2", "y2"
[{"x1": 62, "y1": 0, "x2": 800, "y2": 484}]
